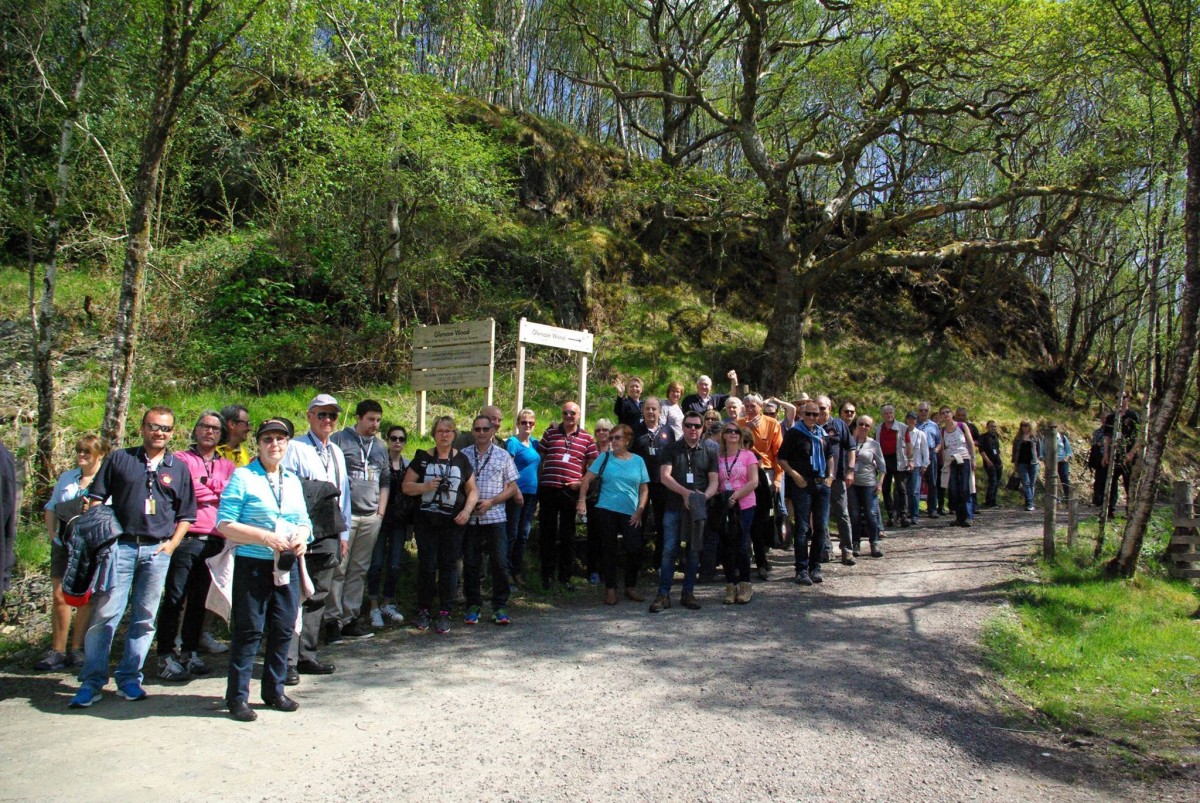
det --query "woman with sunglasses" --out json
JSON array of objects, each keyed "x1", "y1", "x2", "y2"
[
  {"x1": 715, "y1": 424, "x2": 759, "y2": 604},
  {"x1": 505, "y1": 409, "x2": 540, "y2": 587},
  {"x1": 576, "y1": 424, "x2": 649, "y2": 605},
  {"x1": 216, "y1": 419, "x2": 312, "y2": 721},
  {"x1": 366, "y1": 425, "x2": 411, "y2": 627},
  {"x1": 849, "y1": 416, "x2": 886, "y2": 558}
]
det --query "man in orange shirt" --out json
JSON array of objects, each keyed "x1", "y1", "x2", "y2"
[{"x1": 737, "y1": 394, "x2": 783, "y2": 577}]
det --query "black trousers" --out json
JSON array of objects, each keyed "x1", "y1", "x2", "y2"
[
  {"x1": 415, "y1": 513, "x2": 465, "y2": 612},
  {"x1": 882, "y1": 453, "x2": 899, "y2": 519},
  {"x1": 463, "y1": 521, "x2": 509, "y2": 609},
  {"x1": 594, "y1": 506, "x2": 643, "y2": 589},
  {"x1": 645, "y1": 483, "x2": 668, "y2": 569},
  {"x1": 290, "y1": 536, "x2": 338, "y2": 665},
  {"x1": 228, "y1": 557, "x2": 298, "y2": 705},
  {"x1": 156, "y1": 535, "x2": 223, "y2": 655},
  {"x1": 539, "y1": 486, "x2": 577, "y2": 585},
  {"x1": 750, "y1": 469, "x2": 774, "y2": 569}
]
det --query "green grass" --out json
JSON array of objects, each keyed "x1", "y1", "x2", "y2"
[
  {"x1": 14, "y1": 521, "x2": 50, "y2": 576},
  {"x1": 984, "y1": 515, "x2": 1200, "y2": 755}
]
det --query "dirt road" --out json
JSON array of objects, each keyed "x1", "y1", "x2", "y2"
[{"x1": 1, "y1": 510, "x2": 1195, "y2": 801}]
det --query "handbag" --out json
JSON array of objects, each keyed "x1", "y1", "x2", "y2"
[
  {"x1": 585, "y1": 453, "x2": 612, "y2": 504},
  {"x1": 1006, "y1": 472, "x2": 1021, "y2": 492}
]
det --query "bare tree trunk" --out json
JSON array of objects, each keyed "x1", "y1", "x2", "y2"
[
  {"x1": 1109, "y1": 115, "x2": 1200, "y2": 577},
  {"x1": 33, "y1": 3, "x2": 91, "y2": 489}
]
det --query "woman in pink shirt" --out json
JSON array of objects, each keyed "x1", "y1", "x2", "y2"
[{"x1": 717, "y1": 424, "x2": 759, "y2": 604}]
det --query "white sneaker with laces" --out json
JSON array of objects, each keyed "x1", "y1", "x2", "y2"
[
  {"x1": 184, "y1": 651, "x2": 211, "y2": 675},
  {"x1": 369, "y1": 608, "x2": 385, "y2": 628},
  {"x1": 379, "y1": 603, "x2": 405, "y2": 624},
  {"x1": 199, "y1": 632, "x2": 229, "y2": 654},
  {"x1": 159, "y1": 654, "x2": 191, "y2": 681}
]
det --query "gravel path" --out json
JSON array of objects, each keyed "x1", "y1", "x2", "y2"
[{"x1": 1, "y1": 509, "x2": 1196, "y2": 802}]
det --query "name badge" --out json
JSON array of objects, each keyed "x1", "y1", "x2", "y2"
[
  {"x1": 649, "y1": 447, "x2": 657, "y2": 456},
  {"x1": 685, "y1": 472, "x2": 694, "y2": 484},
  {"x1": 145, "y1": 497, "x2": 156, "y2": 515},
  {"x1": 724, "y1": 481, "x2": 733, "y2": 492},
  {"x1": 561, "y1": 453, "x2": 571, "y2": 462}
]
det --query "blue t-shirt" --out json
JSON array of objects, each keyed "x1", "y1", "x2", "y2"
[
  {"x1": 217, "y1": 461, "x2": 312, "y2": 560},
  {"x1": 588, "y1": 453, "x2": 649, "y2": 516},
  {"x1": 506, "y1": 436, "x2": 541, "y2": 494}
]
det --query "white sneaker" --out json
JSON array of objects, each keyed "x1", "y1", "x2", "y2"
[
  {"x1": 379, "y1": 603, "x2": 405, "y2": 624},
  {"x1": 184, "y1": 651, "x2": 211, "y2": 676},
  {"x1": 199, "y1": 632, "x2": 229, "y2": 654},
  {"x1": 369, "y1": 608, "x2": 385, "y2": 629},
  {"x1": 159, "y1": 654, "x2": 191, "y2": 681}
]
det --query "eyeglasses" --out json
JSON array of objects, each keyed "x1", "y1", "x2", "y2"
[
  {"x1": 473, "y1": 426, "x2": 493, "y2": 433},
  {"x1": 260, "y1": 435, "x2": 288, "y2": 444},
  {"x1": 609, "y1": 435, "x2": 624, "y2": 442},
  {"x1": 723, "y1": 429, "x2": 740, "y2": 435},
  {"x1": 802, "y1": 412, "x2": 819, "y2": 418},
  {"x1": 144, "y1": 423, "x2": 173, "y2": 433},
  {"x1": 683, "y1": 422, "x2": 704, "y2": 430},
  {"x1": 389, "y1": 436, "x2": 407, "y2": 443},
  {"x1": 314, "y1": 411, "x2": 339, "y2": 421},
  {"x1": 196, "y1": 423, "x2": 222, "y2": 432},
  {"x1": 434, "y1": 429, "x2": 456, "y2": 436}
]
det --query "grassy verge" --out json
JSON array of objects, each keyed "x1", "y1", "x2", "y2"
[{"x1": 984, "y1": 510, "x2": 1200, "y2": 757}]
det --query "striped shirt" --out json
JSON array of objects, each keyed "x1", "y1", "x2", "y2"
[{"x1": 537, "y1": 424, "x2": 598, "y2": 489}]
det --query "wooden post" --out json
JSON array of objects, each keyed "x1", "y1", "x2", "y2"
[
  {"x1": 1067, "y1": 482, "x2": 1078, "y2": 548},
  {"x1": 485, "y1": 318, "x2": 495, "y2": 407},
  {"x1": 17, "y1": 424, "x2": 32, "y2": 511},
  {"x1": 514, "y1": 334, "x2": 526, "y2": 430},
  {"x1": 1169, "y1": 481, "x2": 1199, "y2": 580},
  {"x1": 1043, "y1": 423, "x2": 1057, "y2": 560},
  {"x1": 417, "y1": 390, "x2": 426, "y2": 437},
  {"x1": 578, "y1": 351, "x2": 589, "y2": 430}
]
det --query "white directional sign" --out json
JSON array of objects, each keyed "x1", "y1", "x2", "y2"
[{"x1": 518, "y1": 319, "x2": 594, "y2": 354}]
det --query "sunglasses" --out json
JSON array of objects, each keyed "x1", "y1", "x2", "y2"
[
  {"x1": 389, "y1": 436, "x2": 407, "y2": 443},
  {"x1": 723, "y1": 429, "x2": 740, "y2": 435},
  {"x1": 144, "y1": 423, "x2": 173, "y2": 433},
  {"x1": 473, "y1": 426, "x2": 493, "y2": 433},
  {"x1": 842, "y1": 409, "x2": 856, "y2": 415},
  {"x1": 683, "y1": 422, "x2": 704, "y2": 430},
  {"x1": 314, "y1": 411, "x2": 339, "y2": 421},
  {"x1": 518, "y1": 420, "x2": 535, "y2": 426},
  {"x1": 802, "y1": 412, "x2": 819, "y2": 418}
]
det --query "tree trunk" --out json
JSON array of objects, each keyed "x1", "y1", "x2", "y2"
[
  {"x1": 33, "y1": 2, "x2": 90, "y2": 490},
  {"x1": 1109, "y1": 118, "x2": 1200, "y2": 577}
]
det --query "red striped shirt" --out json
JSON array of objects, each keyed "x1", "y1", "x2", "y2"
[{"x1": 538, "y1": 424, "x2": 599, "y2": 488}]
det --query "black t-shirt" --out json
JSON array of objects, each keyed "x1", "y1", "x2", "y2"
[
  {"x1": 632, "y1": 423, "x2": 676, "y2": 485},
  {"x1": 661, "y1": 440, "x2": 717, "y2": 510},
  {"x1": 1103, "y1": 410, "x2": 1140, "y2": 464},
  {"x1": 407, "y1": 450, "x2": 474, "y2": 518},
  {"x1": 681, "y1": 393, "x2": 730, "y2": 416},
  {"x1": 979, "y1": 433, "x2": 1002, "y2": 465}
]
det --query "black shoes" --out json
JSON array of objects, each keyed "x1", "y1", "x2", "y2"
[
  {"x1": 263, "y1": 694, "x2": 300, "y2": 713},
  {"x1": 810, "y1": 568, "x2": 824, "y2": 584},
  {"x1": 323, "y1": 621, "x2": 343, "y2": 645},
  {"x1": 680, "y1": 593, "x2": 701, "y2": 610},
  {"x1": 284, "y1": 665, "x2": 300, "y2": 686},
  {"x1": 228, "y1": 700, "x2": 257, "y2": 722},
  {"x1": 795, "y1": 570, "x2": 813, "y2": 586},
  {"x1": 340, "y1": 620, "x2": 374, "y2": 640},
  {"x1": 296, "y1": 658, "x2": 336, "y2": 675},
  {"x1": 870, "y1": 544, "x2": 884, "y2": 558}
]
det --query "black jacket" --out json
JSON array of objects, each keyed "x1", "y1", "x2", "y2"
[
  {"x1": 61, "y1": 505, "x2": 123, "y2": 601},
  {"x1": 301, "y1": 478, "x2": 346, "y2": 540}
]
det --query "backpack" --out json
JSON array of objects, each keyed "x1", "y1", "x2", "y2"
[{"x1": 60, "y1": 505, "x2": 123, "y2": 607}]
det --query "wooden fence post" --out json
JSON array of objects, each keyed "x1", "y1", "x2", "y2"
[
  {"x1": 1168, "y1": 482, "x2": 1200, "y2": 581},
  {"x1": 1043, "y1": 423, "x2": 1057, "y2": 560}
]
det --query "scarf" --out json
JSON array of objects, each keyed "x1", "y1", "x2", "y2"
[{"x1": 798, "y1": 419, "x2": 827, "y2": 476}]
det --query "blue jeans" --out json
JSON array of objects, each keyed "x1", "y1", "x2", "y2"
[
  {"x1": 227, "y1": 557, "x2": 300, "y2": 705},
  {"x1": 367, "y1": 520, "x2": 408, "y2": 600},
  {"x1": 505, "y1": 494, "x2": 538, "y2": 579},
  {"x1": 908, "y1": 468, "x2": 925, "y2": 521},
  {"x1": 80, "y1": 540, "x2": 171, "y2": 691},
  {"x1": 984, "y1": 463, "x2": 1002, "y2": 506},
  {"x1": 948, "y1": 460, "x2": 975, "y2": 522},
  {"x1": 1017, "y1": 463, "x2": 1038, "y2": 508},
  {"x1": 657, "y1": 509, "x2": 701, "y2": 596},
  {"x1": 790, "y1": 481, "x2": 831, "y2": 573},
  {"x1": 848, "y1": 485, "x2": 881, "y2": 547}
]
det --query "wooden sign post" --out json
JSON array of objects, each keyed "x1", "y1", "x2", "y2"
[
  {"x1": 515, "y1": 318, "x2": 595, "y2": 428},
  {"x1": 412, "y1": 319, "x2": 495, "y2": 435}
]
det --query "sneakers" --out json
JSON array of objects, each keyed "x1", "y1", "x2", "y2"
[
  {"x1": 493, "y1": 607, "x2": 510, "y2": 626},
  {"x1": 680, "y1": 593, "x2": 701, "y2": 610},
  {"x1": 369, "y1": 608, "x2": 385, "y2": 629},
  {"x1": 464, "y1": 605, "x2": 481, "y2": 625},
  {"x1": 724, "y1": 584, "x2": 737, "y2": 605},
  {"x1": 116, "y1": 681, "x2": 148, "y2": 701},
  {"x1": 435, "y1": 610, "x2": 451, "y2": 634},
  {"x1": 324, "y1": 621, "x2": 344, "y2": 645},
  {"x1": 199, "y1": 632, "x2": 229, "y2": 654},
  {"x1": 415, "y1": 609, "x2": 431, "y2": 631},
  {"x1": 69, "y1": 686, "x2": 101, "y2": 708},
  {"x1": 340, "y1": 620, "x2": 374, "y2": 640},
  {"x1": 379, "y1": 603, "x2": 405, "y2": 624},
  {"x1": 66, "y1": 649, "x2": 85, "y2": 668},
  {"x1": 648, "y1": 594, "x2": 671, "y2": 613},
  {"x1": 795, "y1": 570, "x2": 813, "y2": 586},
  {"x1": 34, "y1": 650, "x2": 68, "y2": 671},
  {"x1": 159, "y1": 654, "x2": 191, "y2": 682},
  {"x1": 184, "y1": 651, "x2": 211, "y2": 676},
  {"x1": 870, "y1": 544, "x2": 884, "y2": 558}
]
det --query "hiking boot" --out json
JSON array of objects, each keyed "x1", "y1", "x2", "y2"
[
  {"x1": 736, "y1": 582, "x2": 753, "y2": 604},
  {"x1": 340, "y1": 620, "x2": 373, "y2": 640},
  {"x1": 379, "y1": 603, "x2": 405, "y2": 624},
  {"x1": 810, "y1": 568, "x2": 824, "y2": 584},
  {"x1": 841, "y1": 549, "x2": 857, "y2": 566},
  {"x1": 624, "y1": 587, "x2": 646, "y2": 602},
  {"x1": 724, "y1": 584, "x2": 737, "y2": 605},
  {"x1": 159, "y1": 654, "x2": 191, "y2": 681},
  {"x1": 184, "y1": 651, "x2": 211, "y2": 676},
  {"x1": 435, "y1": 610, "x2": 451, "y2": 634},
  {"x1": 369, "y1": 608, "x2": 385, "y2": 629},
  {"x1": 414, "y1": 609, "x2": 431, "y2": 631},
  {"x1": 648, "y1": 594, "x2": 671, "y2": 613},
  {"x1": 795, "y1": 570, "x2": 813, "y2": 586},
  {"x1": 464, "y1": 605, "x2": 481, "y2": 625},
  {"x1": 680, "y1": 593, "x2": 701, "y2": 610},
  {"x1": 34, "y1": 650, "x2": 68, "y2": 671}
]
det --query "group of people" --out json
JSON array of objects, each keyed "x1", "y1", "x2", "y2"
[{"x1": 34, "y1": 373, "x2": 1136, "y2": 722}]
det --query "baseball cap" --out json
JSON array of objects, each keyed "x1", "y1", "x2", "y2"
[{"x1": 307, "y1": 393, "x2": 342, "y2": 412}]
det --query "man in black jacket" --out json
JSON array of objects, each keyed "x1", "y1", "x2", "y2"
[{"x1": 778, "y1": 400, "x2": 838, "y2": 587}]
